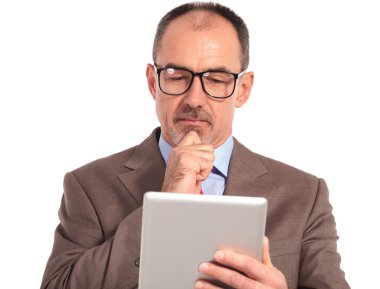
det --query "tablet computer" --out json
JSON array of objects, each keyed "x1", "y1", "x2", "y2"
[{"x1": 138, "y1": 192, "x2": 267, "y2": 289}]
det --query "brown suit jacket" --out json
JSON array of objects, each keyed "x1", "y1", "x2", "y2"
[{"x1": 41, "y1": 128, "x2": 350, "y2": 289}]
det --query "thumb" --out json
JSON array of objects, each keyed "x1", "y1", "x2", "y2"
[
  {"x1": 262, "y1": 236, "x2": 273, "y2": 267},
  {"x1": 178, "y1": 131, "x2": 202, "y2": 147}
]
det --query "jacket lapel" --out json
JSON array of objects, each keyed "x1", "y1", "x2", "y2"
[
  {"x1": 118, "y1": 128, "x2": 166, "y2": 206},
  {"x1": 224, "y1": 138, "x2": 269, "y2": 197},
  {"x1": 118, "y1": 130, "x2": 270, "y2": 203}
]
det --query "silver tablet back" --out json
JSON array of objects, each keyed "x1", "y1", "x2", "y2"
[{"x1": 138, "y1": 192, "x2": 267, "y2": 289}]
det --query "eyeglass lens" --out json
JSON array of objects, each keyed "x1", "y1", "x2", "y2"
[{"x1": 159, "y1": 68, "x2": 236, "y2": 98}]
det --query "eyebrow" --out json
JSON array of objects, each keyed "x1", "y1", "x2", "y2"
[{"x1": 160, "y1": 62, "x2": 232, "y2": 73}]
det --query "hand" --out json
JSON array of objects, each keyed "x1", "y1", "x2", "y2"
[
  {"x1": 195, "y1": 237, "x2": 288, "y2": 289},
  {"x1": 161, "y1": 131, "x2": 215, "y2": 194}
]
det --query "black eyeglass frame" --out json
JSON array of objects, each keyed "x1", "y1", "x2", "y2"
[{"x1": 153, "y1": 63, "x2": 245, "y2": 99}]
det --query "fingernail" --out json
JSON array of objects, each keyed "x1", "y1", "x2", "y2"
[
  {"x1": 199, "y1": 262, "x2": 209, "y2": 273},
  {"x1": 195, "y1": 280, "x2": 204, "y2": 288},
  {"x1": 214, "y1": 251, "x2": 224, "y2": 261}
]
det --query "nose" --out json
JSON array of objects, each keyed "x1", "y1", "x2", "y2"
[{"x1": 183, "y1": 75, "x2": 208, "y2": 108}]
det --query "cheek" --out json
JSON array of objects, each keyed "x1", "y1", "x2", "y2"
[
  {"x1": 211, "y1": 101, "x2": 235, "y2": 126},
  {"x1": 155, "y1": 96, "x2": 181, "y2": 125}
]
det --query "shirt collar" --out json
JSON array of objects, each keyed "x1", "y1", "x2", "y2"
[{"x1": 158, "y1": 133, "x2": 234, "y2": 177}]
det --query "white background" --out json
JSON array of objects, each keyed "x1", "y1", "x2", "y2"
[{"x1": 1, "y1": 0, "x2": 379, "y2": 288}]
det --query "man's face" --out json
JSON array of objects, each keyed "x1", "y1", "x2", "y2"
[{"x1": 147, "y1": 12, "x2": 253, "y2": 147}]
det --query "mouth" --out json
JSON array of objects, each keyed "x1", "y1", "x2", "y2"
[{"x1": 176, "y1": 118, "x2": 211, "y2": 126}]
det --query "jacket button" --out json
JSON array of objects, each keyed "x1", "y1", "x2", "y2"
[{"x1": 134, "y1": 258, "x2": 140, "y2": 267}]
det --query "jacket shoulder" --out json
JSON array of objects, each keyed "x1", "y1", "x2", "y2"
[
  {"x1": 233, "y1": 138, "x2": 320, "y2": 185},
  {"x1": 71, "y1": 128, "x2": 161, "y2": 179},
  {"x1": 71, "y1": 146, "x2": 138, "y2": 180}
]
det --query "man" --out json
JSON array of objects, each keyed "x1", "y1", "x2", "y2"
[{"x1": 41, "y1": 2, "x2": 350, "y2": 289}]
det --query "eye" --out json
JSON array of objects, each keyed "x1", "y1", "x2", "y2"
[
  {"x1": 210, "y1": 78, "x2": 226, "y2": 84},
  {"x1": 163, "y1": 68, "x2": 190, "y2": 81},
  {"x1": 169, "y1": 76, "x2": 186, "y2": 81},
  {"x1": 204, "y1": 72, "x2": 231, "y2": 84}
]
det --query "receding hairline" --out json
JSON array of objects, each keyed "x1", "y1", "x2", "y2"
[
  {"x1": 180, "y1": 10, "x2": 227, "y2": 31},
  {"x1": 155, "y1": 11, "x2": 240, "y2": 59}
]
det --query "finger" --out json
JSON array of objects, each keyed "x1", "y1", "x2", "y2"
[
  {"x1": 262, "y1": 236, "x2": 273, "y2": 267},
  {"x1": 194, "y1": 280, "x2": 223, "y2": 289},
  {"x1": 177, "y1": 148, "x2": 215, "y2": 162},
  {"x1": 213, "y1": 250, "x2": 267, "y2": 281},
  {"x1": 183, "y1": 144, "x2": 215, "y2": 153},
  {"x1": 196, "y1": 164, "x2": 213, "y2": 181},
  {"x1": 198, "y1": 262, "x2": 256, "y2": 289},
  {"x1": 169, "y1": 151, "x2": 214, "y2": 173},
  {"x1": 171, "y1": 155, "x2": 213, "y2": 182},
  {"x1": 178, "y1": 131, "x2": 202, "y2": 146},
  {"x1": 195, "y1": 181, "x2": 202, "y2": 194}
]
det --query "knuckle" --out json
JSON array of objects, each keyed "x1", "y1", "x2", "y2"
[
  {"x1": 229, "y1": 271, "x2": 244, "y2": 287},
  {"x1": 206, "y1": 262, "x2": 216, "y2": 274}
]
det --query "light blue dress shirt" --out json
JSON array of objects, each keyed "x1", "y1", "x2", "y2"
[{"x1": 158, "y1": 134, "x2": 234, "y2": 195}]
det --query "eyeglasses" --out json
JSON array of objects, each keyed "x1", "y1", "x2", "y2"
[{"x1": 154, "y1": 64, "x2": 245, "y2": 99}]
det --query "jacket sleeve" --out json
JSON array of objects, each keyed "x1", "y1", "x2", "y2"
[
  {"x1": 41, "y1": 172, "x2": 141, "y2": 289},
  {"x1": 298, "y1": 178, "x2": 350, "y2": 289}
]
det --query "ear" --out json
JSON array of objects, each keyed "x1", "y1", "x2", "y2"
[
  {"x1": 235, "y1": 71, "x2": 254, "y2": 108},
  {"x1": 146, "y1": 63, "x2": 157, "y2": 100}
]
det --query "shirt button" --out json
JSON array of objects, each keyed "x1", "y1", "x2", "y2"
[{"x1": 134, "y1": 258, "x2": 140, "y2": 267}]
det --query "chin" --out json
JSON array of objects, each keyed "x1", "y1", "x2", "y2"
[{"x1": 169, "y1": 125, "x2": 213, "y2": 145}]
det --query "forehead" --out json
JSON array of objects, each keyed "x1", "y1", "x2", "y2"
[{"x1": 156, "y1": 12, "x2": 241, "y2": 72}]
